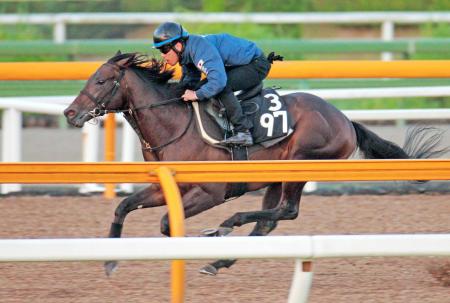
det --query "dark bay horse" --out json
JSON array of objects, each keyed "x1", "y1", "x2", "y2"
[{"x1": 64, "y1": 53, "x2": 447, "y2": 276}]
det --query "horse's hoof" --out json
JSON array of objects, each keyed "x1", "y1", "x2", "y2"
[
  {"x1": 200, "y1": 227, "x2": 233, "y2": 237},
  {"x1": 104, "y1": 261, "x2": 118, "y2": 277},
  {"x1": 199, "y1": 264, "x2": 218, "y2": 276},
  {"x1": 201, "y1": 228, "x2": 220, "y2": 237},
  {"x1": 217, "y1": 226, "x2": 233, "y2": 237}
]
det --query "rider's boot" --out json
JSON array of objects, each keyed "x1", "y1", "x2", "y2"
[{"x1": 218, "y1": 89, "x2": 253, "y2": 146}]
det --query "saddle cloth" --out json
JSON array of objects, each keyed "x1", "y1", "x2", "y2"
[{"x1": 192, "y1": 88, "x2": 294, "y2": 148}]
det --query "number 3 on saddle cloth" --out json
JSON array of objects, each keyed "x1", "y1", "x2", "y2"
[{"x1": 191, "y1": 85, "x2": 294, "y2": 155}]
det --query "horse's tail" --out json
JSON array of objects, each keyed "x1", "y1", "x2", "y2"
[{"x1": 352, "y1": 121, "x2": 449, "y2": 160}]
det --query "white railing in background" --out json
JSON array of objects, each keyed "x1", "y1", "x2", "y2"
[
  {"x1": 0, "y1": 234, "x2": 449, "y2": 303},
  {"x1": 1, "y1": 12, "x2": 450, "y2": 59},
  {"x1": 1, "y1": 12, "x2": 449, "y2": 44},
  {"x1": 285, "y1": 86, "x2": 450, "y2": 99},
  {"x1": 2, "y1": 86, "x2": 450, "y2": 194}
]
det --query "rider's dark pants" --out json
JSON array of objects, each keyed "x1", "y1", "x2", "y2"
[{"x1": 217, "y1": 55, "x2": 271, "y2": 132}]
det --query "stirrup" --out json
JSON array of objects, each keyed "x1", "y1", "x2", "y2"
[{"x1": 220, "y1": 131, "x2": 253, "y2": 146}]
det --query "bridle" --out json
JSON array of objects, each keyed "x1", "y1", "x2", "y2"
[
  {"x1": 79, "y1": 62, "x2": 193, "y2": 158},
  {"x1": 80, "y1": 63, "x2": 126, "y2": 117}
]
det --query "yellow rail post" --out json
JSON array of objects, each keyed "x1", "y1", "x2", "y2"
[
  {"x1": 104, "y1": 113, "x2": 116, "y2": 199},
  {"x1": 155, "y1": 166, "x2": 185, "y2": 303}
]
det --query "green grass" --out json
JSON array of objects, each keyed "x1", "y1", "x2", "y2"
[
  {"x1": 328, "y1": 97, "x2": 449, "y2": 110},
  {"x1": 2, "y1": 39, "x2": 450, "y2": 62},
  {"x1": 0, "y1": 81, "x2": 84, "y2": 97}
]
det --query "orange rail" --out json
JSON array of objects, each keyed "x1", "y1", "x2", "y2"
[
  {"x1": 1, "y1": 160, "x2": 449, "y2": 183},
  {"x1": 2, "y1": 60, "x2": 450, "y2": 80}
]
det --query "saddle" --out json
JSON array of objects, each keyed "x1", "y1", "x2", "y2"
[{"x1": 192, "y1": 83, "x2": 294, "y2": 151}]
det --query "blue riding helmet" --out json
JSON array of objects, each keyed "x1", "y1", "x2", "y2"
[{"x1": 153, "y1": 22, "x2": 189, "y2": 48}]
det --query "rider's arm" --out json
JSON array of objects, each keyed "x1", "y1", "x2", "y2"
[
  {"x1": 180, "y1": 64, "x2": 201, "y2": 89},
  {"x1": 190, "y1": 37, "x2": 227, "y2": 100}
]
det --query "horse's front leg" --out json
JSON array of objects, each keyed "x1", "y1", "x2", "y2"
[
  {"x1": 219, "y1": 182, "x2": 305, "y2": 229},
  {"x1": 159, "y1": 184, "x2": 226, "y2": 237},
  {"x1": 104, "y1": 183, "x2": 189, "y2": 276}
]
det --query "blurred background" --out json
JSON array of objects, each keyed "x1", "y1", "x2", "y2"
[{"x1": 0, "y1": 0, "x2": 449, "y2": 194}]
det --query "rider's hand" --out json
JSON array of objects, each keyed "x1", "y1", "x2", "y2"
[{"x1": 182, "y1": 89, "x2": 198, "y2": 102}]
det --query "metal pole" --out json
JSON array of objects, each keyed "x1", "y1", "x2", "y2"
[
  {"x1": 381, "y1": 21, "x2": 394, "y2": 61},
  {"x1": 1, "y1": 109, "x2": 22, "y2": 194},
  {"x1": 155, "y1": 167, "x2": 185, "y2": 303},
  {"x1": 104, "y1": 113, "x2": 116, "y2": 199},
  {"x1": 53, "y1": 20, "x2": 66, "y2": 43},
  {"x1": 288, "y1": 260, "x2": 313, "y2": 303},
  {"x1": 79, "y1": 122, "x2": 102, "y2": 194},
  {"x1": 119, "y1": 122, "x2": 136, "y2": 193}
]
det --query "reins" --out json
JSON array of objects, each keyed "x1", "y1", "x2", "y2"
[
  {"x1": 83, "y1": 62, "x2": 193, "y2": 157},
  {"x1": 91, "y1": 96, "x2": 184, "y2": 115},
  {"x1": 123, "y1": 100, "x2": 194, "y2": 154}
]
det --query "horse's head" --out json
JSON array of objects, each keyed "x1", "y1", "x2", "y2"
[
  {"x1": 64, "y1": 52, "x2": 134, "y2": 128},
  {"x1": 64, "y1": 59, "x2": 124, "y2": 127},
  {"x1": 64, "y1": 52, "x2": 176, "y2": 128}
]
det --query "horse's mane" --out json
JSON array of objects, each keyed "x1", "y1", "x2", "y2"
[{"x1": 107, "y1": 52, "x2": 175, "y2": 85}]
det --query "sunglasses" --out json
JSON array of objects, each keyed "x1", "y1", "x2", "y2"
[{"x1": 158, "y1": 44, "x2": 173, "y2": 54}]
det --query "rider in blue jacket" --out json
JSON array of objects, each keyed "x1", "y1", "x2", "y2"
[{"x1": 153, "y1": 22, "x2": 271, "y2": 146}]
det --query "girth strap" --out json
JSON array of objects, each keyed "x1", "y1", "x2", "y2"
[{"x1": 225, "y1": 146, "x2": 249, "y2": 198}]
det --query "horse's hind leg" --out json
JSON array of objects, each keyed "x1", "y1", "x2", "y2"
[
  {"x1": 219, "y1": 182, "x2": 305, "y2": 229},
  {"x1": 200, "y1": 183, "x2": 282, "y2": 275},
  {"x1": 200, "y1": 182, "x2": 304, "y2": 274}
]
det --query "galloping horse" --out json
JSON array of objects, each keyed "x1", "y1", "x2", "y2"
[{"x1": 64, "y1": 52, "x2": 446, "y2": 276}]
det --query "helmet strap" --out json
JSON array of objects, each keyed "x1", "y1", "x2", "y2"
[{"x1": 171, "y1": 40, "x2": 185, "y2": 62}]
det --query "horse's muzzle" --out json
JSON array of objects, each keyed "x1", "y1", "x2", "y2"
[{"x1": 64, "y1": 107, "x2": 92, "y2": 128}]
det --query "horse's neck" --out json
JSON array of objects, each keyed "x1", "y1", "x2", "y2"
[{"x1": 125, "y1": 74, "x2": 199, "y2": 159}]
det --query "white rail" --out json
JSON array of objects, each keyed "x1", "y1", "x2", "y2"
[
  {"x1": 1, "y1": 87, "x2": 450, "y2": 194},
  {"x1": 0, "y1": 234, "x2": 448, "y2": 261},
  {"x1": 284, "y1": 86, "x2": 450, "y2": 99},
  {"x1": 0, "y1": 234, "x2": 448, "y2": 303},
  {"x1": 1, "y1": 12, "x2": 449, "y2": 59},
  {"x1": 3, "y1": 12, "x2": 449, "y2": 25}
]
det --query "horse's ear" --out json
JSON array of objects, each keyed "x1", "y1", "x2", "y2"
[
  {"x1": 115, "y1": 50, "x2": 122, "y2": 56},
  {"x1": 124, "y1": 54, "x2": 138, "y2": 66},
  {"x1": 114, "y1": 53, "x2": 137, "y2": 68}
]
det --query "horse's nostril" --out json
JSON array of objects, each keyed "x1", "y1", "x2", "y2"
[{"x1": 64, "y1": 108, "x2": 76, "y2": 118}]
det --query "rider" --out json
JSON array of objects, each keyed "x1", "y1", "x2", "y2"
[{"x1": 153, "y1": 22, "x2": 271, "y2": 146}]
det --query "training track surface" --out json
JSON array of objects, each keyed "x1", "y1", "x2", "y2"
[{"x1": 0, "y1": 194, "x2": 449, "y2": 303}]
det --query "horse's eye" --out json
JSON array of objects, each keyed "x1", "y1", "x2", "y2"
[{"x1": 96, "y1": 80, "x2": 106, "y2": 85}]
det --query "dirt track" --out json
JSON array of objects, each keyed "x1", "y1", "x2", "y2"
[{"x1": 0, "y1": 194, "x2": 449, "y2": 303}]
